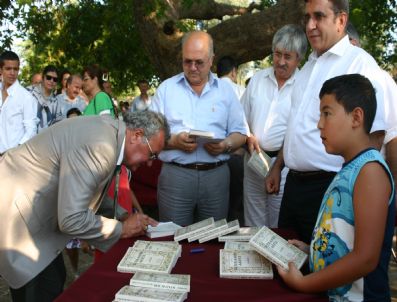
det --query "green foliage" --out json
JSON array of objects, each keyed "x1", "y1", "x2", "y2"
[{"x1": 0, "y1": 0, "x2": 396, "y2": 93}]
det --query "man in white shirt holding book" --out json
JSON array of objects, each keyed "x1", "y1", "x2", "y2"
[{"x1": 241, "y1": 24, "x2": 307, "y2": 228}]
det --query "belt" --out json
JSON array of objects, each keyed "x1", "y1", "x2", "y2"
[
  {"x1": 289, "y1": 169, "x2": 336, "y2": 180},
  {"x1": 263, "y1": 150, "x2": 279, "y2": 158},
  {"x1": 169, "y1": 161, "x2": 226, "y2": 171}
]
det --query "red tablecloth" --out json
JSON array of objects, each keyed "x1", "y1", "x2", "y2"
[{"x1": 56, "y1": 230, "x2": 327, "y2": 302}]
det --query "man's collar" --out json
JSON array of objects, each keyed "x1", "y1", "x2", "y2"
[
  {"x1": 1, "y1": 79, "x2": 19, "y2": 95},
  {"x1": 311, "y1": 35, "x2": 350, "y2": 60}
]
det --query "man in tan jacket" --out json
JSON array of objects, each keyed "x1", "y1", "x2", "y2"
[{"x1": 0, "y1": 111, "x2": 169, "y2": 301}]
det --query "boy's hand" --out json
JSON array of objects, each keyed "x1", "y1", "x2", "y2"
[{"x1": 277, "y1": 262, "x2": 304, "y2": 291}]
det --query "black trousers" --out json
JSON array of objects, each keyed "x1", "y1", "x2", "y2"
[
  {"x1": 10, "y1": 253, "x2": 66, "y2": 302},
  {"x1": 278, "y1": 171, "x2": 336, "y2": 244}
]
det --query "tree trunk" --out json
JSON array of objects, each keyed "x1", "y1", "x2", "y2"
[{"x1": 133, "y1": 0, "x2": 305, "y2": 80}]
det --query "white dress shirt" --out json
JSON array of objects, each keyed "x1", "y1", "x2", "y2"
[
  {"x1": 0, "y1": 80, "x2": 38, "y2": 153},
  {"x1": 219, "y1": 77, "x2": 245, "y2": 100},
  {"x1": 241, "y1": 67, "x2": 298, "y2": 151},
  {"x1": 130, "y1": 95, "x2": 152, "y2": 112},
  {"x1": 151, "y1": 72, "x2": 249, "y2": 164},
  {"x1": 381, "y1": 70, "x2": 397, "y2": 145},
  {"x1": 283, "y1": 35, "x2": 386, "y2": 172}
]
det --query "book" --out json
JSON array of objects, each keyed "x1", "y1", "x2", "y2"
[
  {"x1": 130, "y1": 272, "x2": 190, "y2": 293},
  {"x1": 247, "y1": 150, "x2": 272, "y2": 178},
  {"x1": 198, "y1": 219, "x2": 240, "y2": 243},
  {"x1": 115, "y1": 285, "x2": 187, "y2": 302},
  {"x1": 117, "y1": 244, "x2": 180, "y2": 274},
  {"x1": 146, "y1": 222, "x2": 182, "y2": 238},
  {"x1": 188, "y1": 129, "x2": 222, "y2": 144},
  {"x1": 218, "y1": 227, "x2": 259, "y2": 242},
  {"x1": 249, "y1": 226, "x2": 308, "y2": 271},
  {"x1": 219, "y1": 249, "x2": 273, "y2": 279},
  {"x1": 187, "y1": 219, "x2": 228, "y2": 242},
  {"x1": 174, "y1": 217, "x2": 215, "y2": 242},
  {"x1": 132, "y1": 240, "x2": 182, "y2": 258},
  {"x1": 223, "y1": 241, "x2": 253, "y2": 251}
]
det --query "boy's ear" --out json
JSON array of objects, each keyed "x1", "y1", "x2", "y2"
[{"x1": 351, "y1": 107, "x2": 364, "y2": 129}]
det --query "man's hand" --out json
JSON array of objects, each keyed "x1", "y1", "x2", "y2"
[
  {"x1": 246, "y1": 135, "x2": 260, "y2": 154},
  {"x1": 265, "y1": 165, "x2": 282, "y2": 194},
  {"x1": 204, "y1": 140, "x2": 227, "y2": 156},
  {"x1": 168, "y1": 132, "x2": 198, "y2": 153},
  {"x1": 120, "y1": 213, "x2": 157, "y2": 239}
]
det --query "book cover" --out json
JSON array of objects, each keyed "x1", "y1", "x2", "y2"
[
  {"x1": 247, "y1": 150, "x2": 272, "y2": 178},
  {"x1": 187, "y1": 219, "x2": 228, "y2": 242},
  {"x1": 147, "y1": 222, "x2": 182, "y2": 239},
  {"x1": 219, "y1": 249, "x2": 273, "y2": 279},
  {"x1": 249, "y1": 226, "x2": 308, "y2": 271},
  {"x1": 198, "y1": 219, "x2": 240, "y2": 243},
  {"x1": 115, "y1": 285, "x2": 187, "y2": 302}
]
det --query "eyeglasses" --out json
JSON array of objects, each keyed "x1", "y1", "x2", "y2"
[
  {"x1": 183, "y1": 58, "x2": 208, "y2": 69},
  {"x1": 45, "y1": 75, "x2": 58, "y2": 82},
  {"x1": 144, "y1": 136, "x2": 157, "y2": 160}
]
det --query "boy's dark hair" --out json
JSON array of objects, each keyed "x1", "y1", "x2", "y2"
[
  {"x1": 137, "y1": 79, "x2": 149, "y2": 86},
  {"x1": 0, "y1": 50, "x2": 20, "y2": 68},
  {"x1": 216, "y1": 56, "x2": 238, "y2": 78},
  {"x1": 319, "y1": 74, "x2": 376, "y2": 133},
  {"x1": 66, "y1": 107, "x2": 82, "y2": 118}
]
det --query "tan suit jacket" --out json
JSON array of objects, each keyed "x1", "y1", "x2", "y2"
[{"x1": 0, "y1": 115, "x2": 126, "y2": 288}]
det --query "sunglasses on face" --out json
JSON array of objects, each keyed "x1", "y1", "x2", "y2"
[{"x1": 45, "y1": 75, "x2": 58, "y2": 82}]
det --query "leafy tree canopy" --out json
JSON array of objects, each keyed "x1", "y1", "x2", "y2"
[{"x1": 0, "y1": 0, "x2": 396, "y2": 95}]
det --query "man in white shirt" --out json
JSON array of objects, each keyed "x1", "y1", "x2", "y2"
[
  {"x1": 130, "y1": 79, "x2": 152, "y2": 112},
  {"x1": 266, "y1": 0, "x2": 388, "y2": 243},
  {"x1": 151, "y1": 31, "x2": 248, "y2": 226},
  {"x1": 241, "y1": 24, "x2": 307, "y2": 227},
  {"x1": 0, "y1": 51, "x2": 38, "y2": 155}
]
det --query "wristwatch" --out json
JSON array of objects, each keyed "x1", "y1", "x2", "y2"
[{"x1": 224, "y1": 141, "x2": 233, "y2": 154}]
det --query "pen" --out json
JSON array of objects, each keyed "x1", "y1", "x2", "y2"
[{"x1": 190, "y1": 247, "x2": 205, "y2": 254}]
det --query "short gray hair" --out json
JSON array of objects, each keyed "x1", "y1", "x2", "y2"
[
  {"x1": 123, "y1": 111, "x2": 170, "y2": 142},
  {"x1": 66, "y1": 74, "x2": 82, "y2": 86},
  {"x1": 272, "y1": 24, "x2": 308, "y2": 60},
  {"x1": 182, "y1": 31, "x2": 214, "y2": 58}
]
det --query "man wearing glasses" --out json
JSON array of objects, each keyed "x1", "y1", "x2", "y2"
[
  {"x1": 0, "y1": 50, "x2": 38, "y2": 156},
  {"x1": 0, "y1": 111, "x2": 167, "y2": 301},
  {"x1": 27, "y1": 64, "x2": 59, "y2": 132},
  {"x1": 151, "y1": 30, "x2": 249, "y2": 226}
]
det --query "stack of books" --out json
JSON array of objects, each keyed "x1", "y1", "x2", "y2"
[
  {"x1": 174, "y1": 217, "x2": 240, "y2": 243},
  {"x1": 117, "y1": 240, "x2": 182, "y2": 274},
  {"x1": 113, "y1": 272, "x2": 190, "y2": 302},
  {"x1": 146, "y1": 222, "x2": 182, "y2": 239}
]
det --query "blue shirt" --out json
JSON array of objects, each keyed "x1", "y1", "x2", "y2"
[
  {"x1": 310, "y1": 148, "x2": 395, "y2": 301},
  {"x1": 151, "y1": 72, "x2": 248, "y2": 164}
]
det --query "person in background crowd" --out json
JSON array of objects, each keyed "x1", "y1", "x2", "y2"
[
  {"x1": 27, "y1": 65, "x2": 58, "y2": 133},
  {"x1": 56, "y1": 69, "x2": 71, "y2": 95},
  {"x1": 82, "y1": 65, "x2": 116, "y2": 117},
  {"x1": 130, "y1": 79, "x2": 152, "y2": 112},
  {"x1": 66, "y1": 107, "x2": 82, "y2": 118},
  {"x1": 151, "y1": 31, "x2": 248, "y2": 226},
  {"x1": 216, "y1": 56, "x2": 245, "y2": 99},
  {"x1": 216, "y1": 55, "x2": 246, "y2": 224},
  {"x1": 30, "y1": 73, "x2": 42, "y2": 85},
  {"x1": 0, "y1": 50, "x2": 38, "y2": 156},
  {"x1": 53, "y1": 74, "x2": 86, "y2": 123},
  {"x1": 242, "y1": 24, "x2": 307, "y2": 227}
]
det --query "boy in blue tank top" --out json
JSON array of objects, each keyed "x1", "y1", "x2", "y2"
[{"x1": 278, "y1": 74, "x2": 395, "y2": 301}]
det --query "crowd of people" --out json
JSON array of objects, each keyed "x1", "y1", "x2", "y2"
[{"x1": 0, "y1": 0, "x2": 396, "y2": 301}]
